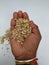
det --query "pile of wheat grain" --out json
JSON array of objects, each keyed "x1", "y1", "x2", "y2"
[{"x1": 0, "y1": 18, "x2": 31, "y2": 44}]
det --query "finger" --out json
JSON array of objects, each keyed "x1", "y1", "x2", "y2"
[
  {"x1": 23, "y1": 12, "x2": 29, "y2": 20},
  {"x1": 29, "y1": 21, "x2": 40, "y2": 35},
  {"x1": 17, "y1": 10, "x2": 23, "y2": 18},
  {"x1": 13, "y1": 12, "x2": 18, "y2": 19},
  {"x1": 10, "y1": 18, "x2": 16, "y2": 30}
]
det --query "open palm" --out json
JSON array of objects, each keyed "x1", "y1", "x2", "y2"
[{"x1": 10, "y1": 11, "x2": 42, "y2": 60}]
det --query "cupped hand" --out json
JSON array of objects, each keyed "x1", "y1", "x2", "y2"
[{"x1": 10, "y1": 11, "x2": 42, "y2": 60}]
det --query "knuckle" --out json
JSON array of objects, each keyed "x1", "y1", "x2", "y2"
[
  {"x1": 39, "y1": 33, "x2": 42, "y2": 41},
  {"x1": 35, "y1": 24, "x2": 38, "y2": 28},
  {"x1": 39, "y1": 34, "x2": 42, "y2": 41},
  {"x1": 36, "y1": 31, "x2": 42, "y2": 42}
]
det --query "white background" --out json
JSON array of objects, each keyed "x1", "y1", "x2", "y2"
[{"x1": 0, "y1": 0, "x2": 49, "y2": 65}]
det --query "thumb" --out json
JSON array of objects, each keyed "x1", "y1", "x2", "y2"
[{"x1": 29, "y1": 20, "x2": 40, "y2": 35}]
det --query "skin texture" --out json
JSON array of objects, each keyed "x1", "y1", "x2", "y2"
[{"x1": 10, "y1": 11, "x2": 42, "y2": 60}]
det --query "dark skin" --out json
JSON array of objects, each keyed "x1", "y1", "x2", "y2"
[{"x1": 10, "y1": 11, "x2": 42, "y2": 60}]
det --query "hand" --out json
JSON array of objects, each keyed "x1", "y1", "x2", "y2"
[{"x1": 10, "y1": 11, "x2": 42, "y2": 60}]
